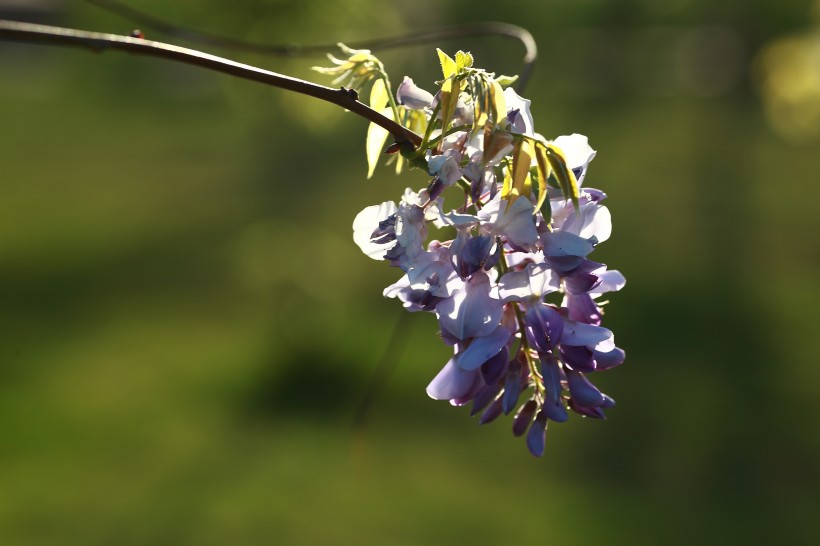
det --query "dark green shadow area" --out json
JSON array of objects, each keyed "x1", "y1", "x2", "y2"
[{"x1": 1, "y1": 0, "x2": 818, "y2": 544}]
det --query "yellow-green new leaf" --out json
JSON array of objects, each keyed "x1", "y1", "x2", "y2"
[
  {"x1": 437, "y1": 49, "x2": 457, "y2": 79},
  {"x1": 501, "y1": 165, "x2": 513, "y2": 201},
  {"x1": 366, "y1": 104, "x2": 392, "y2": 179},
  {"x1": 369, "y1": 77, "x2": 388, "y2": 111},
  {"x1": 545, "y1": 143, "x2": 580, "y2": 210},
  {"x1": 488, "y1": 79, "x2": 507, "y2": 126},
  {"x1": 438, "y1": 80, "x2": 461, "y2": 140},
  {"x1": 533, "y1": 143, "x2": 553, "y2": 214},
  {"x1": 510, "y1": 139, "x2": 534, "y2": 205},
  {"x1": 470, "y1": 75, "x2": 489, "y2": 132},
  {"x1": 495, "y1": 74, "x2": 519, "y2": 88},
  {"x1": 455, "y1": 51, "x2": 474, "y2": 71}
]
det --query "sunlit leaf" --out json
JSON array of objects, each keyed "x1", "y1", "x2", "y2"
[
  {"x1": 472, "y1": 75, "x2": 489, "y2": 131},
  {"x1": 488, "y1": 79, "x2": 507, "y2": 126},
  {"x1": 366, "y1": 104, "x2": 392, "y2": 179},
  {"x1": 495, "y1": 74, "x2": 519, "y2": 88},
  {"x1": 437, "y1": 49, "x2": 457, "y2": 79},
  {"x1": 533, "y1": 142, "x2": 552, "y2": 215},
  {"x1": 456, "y1": 51, "x2": 474, "y2": 71},
  {"x1": 510, "y1": 138, "x2": 534, "y2": 205},
  {"x1": 501, "y1": 164, "x2": 513, "y2": 201},
  {"x1": 370, "y1": 77, "x2": 388, "y2": 111},
  {"x1": 545, "y1": 143, "x2": 580, "y2": 210}
]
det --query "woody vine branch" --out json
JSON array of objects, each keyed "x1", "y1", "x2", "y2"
[{"x1": 0, "y1": 19, "x2": 422, "y2": 147}]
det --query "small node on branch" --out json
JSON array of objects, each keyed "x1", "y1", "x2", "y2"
[
  {"x1": 384, "y1": 142, "x2": 402, "y2": 154},
  {"x1": 340, "y1": 86, "x2": 359, "y2": 101},
  {"x1": 129, "y1": 29, "x2": 145, "y2": 39}
]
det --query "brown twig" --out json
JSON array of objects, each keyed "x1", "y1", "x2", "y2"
[{"x1": 0, "y1": 19, "x2": 422, "y2": 147}]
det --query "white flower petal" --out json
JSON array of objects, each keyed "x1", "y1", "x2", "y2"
[
  {"x1": 590, "y1": 270, "x2": 626, "y2": 297},
  {"x1": 552, "y1": 134, "x2": 596, "y2": 186},
  {"x1": 352, "y1": 201, "x2": 396, "y2": 260}
]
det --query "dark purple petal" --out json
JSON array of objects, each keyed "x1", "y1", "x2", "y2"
[
  {"x1": 512, "y1": 400, "x2": 537, "y2": 437},
  {"x1": 483, "y1": 238, "x2": 503, "y2": 271},
  {"x1": 454, "y1": 235, "x2": 495, "y2": 279},
  {"x1": 568, "y1": 399, "x2": 606, "y2": 419},
  {"x1": 479, "y1": 396, "x2": 504, "y2": 425},
  {"x1": 567, "y1": 293, "x2": 601, "y2": 325},
  {"x1": 526, "y1": 411, "x2": 548, "y2": 456},
  {"x1": 524, "y1": 304, "x2": 564, "y2": 353},
  {"x1": 560, "y1": 344, "x2": 596, "y2": 372},
  {"x1": 593, "y1": 347, "x2": 625, "y2": 371},
  {"x1": 502, "y1": 358, "x2": 522, "y2": 415},
  {"x1": 392, "y1": 287, "x2": 444, "y2": 312},
  {"x1": 564, "y1": 271, "x2": 601, "y2": 295},
  {"x1": 540, "y1": 353, "x2": 569, "y2": 422},
  {"x1": 563, "y1": 261, "x2": 604, "y2": 295},
  {"x1": 457, "y1": 325, "x2": 512, "y2": 371},
  {"x1": 480, "y1": 350, "x2": 509, "y2": 385},
  {"x1": 471, "y1": 383, "x2": 502, "y2": 416},
  {"x1": 545, "y1": 255, "x2": 585, "y2": 275},
  {"x1": 601, "y1": 394, "x2": 616, "y2": 408},
  {"x1": 566, "y1": 370, "x2": 605, "y2": 407},
  {"x1": 426, "y1": 176, "x2": 447, "y2": 201}
]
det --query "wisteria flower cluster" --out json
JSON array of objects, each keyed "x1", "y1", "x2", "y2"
[{"x1": 319, "y1": 48, "x2": 625, "y2": 456}]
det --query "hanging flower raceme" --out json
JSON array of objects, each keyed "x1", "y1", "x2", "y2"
[{"x1": 323, "y1": 48, "x2": 625, "y2": 456}]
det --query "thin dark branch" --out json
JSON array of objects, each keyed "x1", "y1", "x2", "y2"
[
  {"x1": 87, "y1": 0, "x2": 537, "y2": 93},
  {"x1": 0, "y1": 19, "x2": 422, "y2": 147},
  {"x1": 352, "y1": 312, "x2": 411, "y2": 429}
]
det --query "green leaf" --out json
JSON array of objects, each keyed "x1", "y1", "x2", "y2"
[
  {"x1": 545, "y1": 143, "x2": 580, "y2": 211},
  {"x1": 369, "y1": 77, "x2": 388, "y2": 111},
  {"x1": 501, "y1": 165, "x2": 513, "y2": 201},
  {"x1": 533, "y1": 143, "x2": 552, "y2": 215},
  {"x1": 495, "y1": 74, "x2": 519, "y2": 88},
  {"x1": 437, "y1": 49, "x2": 457, "y2": 79},
  {"x1": 365, "y1": 105, "x2": 392, "y2": 179},
  {"x1": 482, "y1": 128, "x2": 513, "y2": 168},
  {"x1": 455, "y1": 51, "x2": 474, "y2": 71},
  {"x1": 510, "y1": 138, "x2": 534, "y2": 205},
  {"x1": 438, "y1": 78, "x2": 460, "y2": 139},
  {"x1": 488, "y1": 79, "x2": 507, "y2": 126}
]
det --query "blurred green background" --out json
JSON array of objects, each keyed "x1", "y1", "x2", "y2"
[{"x1": 1, "y1": 0, "x2": 819, "y2": 544}]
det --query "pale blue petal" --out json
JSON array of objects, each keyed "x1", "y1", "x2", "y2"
[
  {"x1": 436, "y1": 272, "x2": 503, "y2": 340},
  {"x1": 542, "y1": 230, "x2": 595, "y2": 258},
  {"x1": 396, "y1": 76, "x2": 434, "y2": 110},
  {"x1": 561, "y1": 320, "x2": 613, "y2": 348},
  {"x1": 457, "y1": 325, "x2": 512, "y2": 370},
  {"x1": 426, "y1": 356, "x2": 481, "y2": 400}
]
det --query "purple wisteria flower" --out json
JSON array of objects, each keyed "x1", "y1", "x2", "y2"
[{"x1": 347, "y1": 49, "x2": 626, "y2": 456}]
